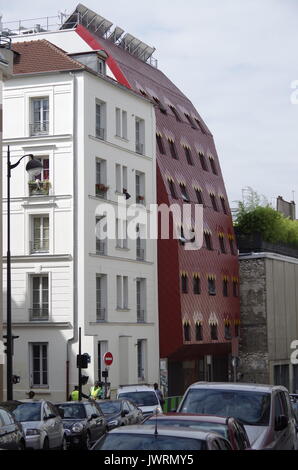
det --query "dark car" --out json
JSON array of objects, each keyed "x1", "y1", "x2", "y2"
[
  {"x1": 56, "y1": 401, "x2": 107, "y2": 449},
  {"x1": 142, "y1": 413, "x2": 251, "y2": 450},
  {"x1": 98, "y1": 399, "x2": 144, "y2": 430},
  {"x1": 290, "y1": 394, "x2": 298, "y2": 422},
  {"x1": 91, "y1": 425, "x2": 233, "y2": 450},
  {"x1": 0, "y1": 406, "x2": 26, "y2": 450}
]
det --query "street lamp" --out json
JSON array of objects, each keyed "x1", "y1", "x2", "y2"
[{"x1": 6, "y1": 145, "x2": 43, "y2": 400}]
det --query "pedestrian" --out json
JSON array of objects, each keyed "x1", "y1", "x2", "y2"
[
  {"x1": 69, "y1": 385, "x2": 88, "y2": 401},
  {"x1": 154, "y1": 383, "x2": 165, "y2": 406},
  {"x1": 89, "y1": 380, "x2": 102, "y2": 400}
]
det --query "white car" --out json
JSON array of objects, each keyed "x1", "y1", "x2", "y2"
[{"x1": 117, "y1": 385, "x2": 162, "y2": 418}]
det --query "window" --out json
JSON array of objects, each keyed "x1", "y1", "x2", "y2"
[
  {"x1": 97, "y1": 58, "x2": 106, "y2": 75},
  {"x1": 115, "y1": 164, "x2": 127, "y2": 194},
  {"x1": 28, "y1": 157, "x2": 50, "y2": 196},
  {"x1": 184, "y1": 113, "x2": 197, "y2": 129},
  {"x1": 184, "y1": 146, "x2": 194, "y2": 165},
  {"x1": 95, "y1": 159, "x2": 108, "y2": 198},
  {"x1": 139, "y1": 89, "x2": 148, "y2": 98},
  {"x1": 219, "y1": 234, "x2": 226, "y2": 254},
  {"x1": 136, "y1": 232, "x2": 146, "y2": 261},
  {"x1": 156, "y1": 134, "x2": 165, "y2": 154},
  {"x1": 95, "y1": 100, "x2": 106, "y2": 140},
  {"x1": 193, "y1": 276, "x2": 201, "y2": 295},
  {"x1": 209, "y1": 157, "x2": 218, "y2": 175},
  {"x1": 196, "y1": 324, "x2": 203, "y2": 341},
  {"x1": 180, "y1": 183, "x2": 190, "y2": 202},
  {"x1": 136, "y1": 278, "x2": 146, "y2": 323},
  {"x1": 233, "y1": 280, "x2": 239, "y2": 297},
  {"x1": 204, "y1": 232, "x2": 213, "y2": 250},
  {"x1": 210, "y1": 194, "x2": 219, "y2": 211},
  {"x1": 30, "y1": 343, "x2": 48, "y2": 387},
  {"x1": 30, "y1": 275, "x2": 49, "y2": 321},
  {"x1": 169, "y1": 105, "x2": 181, "y2": 121},
  {"x1": 96, "y1": 275, "x2": 107, "y2": 322},
  {"x1": 210, "y1": 324, "x2": 218, "y2": 340},
  {"x1": 184, "y1": 323, "x2": 191, "y2": 341},
  {"x1": 168, "y1": 139, "x2": 178, "y2": 159},
  {"x1": 136, "y1": 171, "x2": 145, "y2": 204},
  {"x1": 152, "y1": 96, "x2": 167, "y2": 114},
  {"x1": 208, "y1": 278, "x2": 216, "y2": 295},
  {"x1": 224, "y1": 323, "x2": 232, "y2": 340},
  {"x1": 229, "y1": 238, "x2": 236, "y2": 255},
  {"x1": 198, "y1": 153, "x2": 208, "y2": 171},
  {"x1": 194, "y1": 117, "x2": 207, "y2": 134},
  {"x1": 117, "y1": 276, "x2": 128, "y2": 309},
  {"x1": 137, "y1": 339, "x2": 146, "y2": 381},
  {"x1": 195, "y1": 189, "x2": 204, "y2": 205},
  {"x1": 135, "y1": 118, "x2": 145, "y2": 154},
  {"x1": 220, "y1": 197, "x2": 228, "y2": 214},
  {"x1": 95, "y1": 217, "x2": 107, "y2": 255},
  {"x1": 181, "y1": 274, "x2": 188, "y2": 293},
  {"x1": 116, "y1": 108, "x2": 127, "y2": 139},
  {"x1": 116, "y1": 218, "x2": 128, "y2": 249},
  {"x1": 31, "y1": 97, "x2": 49, "y2": 136},
  {"x1": 31, "y1": 216, "x2": 49, "y2": 253},
  {"x1": 168, "y1": 180, "x2": 177, "y2": 199},
  {"x1": 223, "y1": 279, "x2": 228, "y2": 297}
]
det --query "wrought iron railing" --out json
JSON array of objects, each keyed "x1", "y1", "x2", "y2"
[
  {"x1": 95, "y1": 183, "x2": 109, "y2": 197},
  {"x1": 136, "y1": 143, "x2": 144, "y2": 155},
  {"x1": 137, "y1": 309, "x2": 145, "y2": 323},
  {"x1": 96, "y1": 127, "x2": 105, "y2": 140},
  {"x1": 29, "y1": 307, "x2": 49, "y2": 321},
  {"x1": 30, "y1": 121, "x2": 49, "y2": 136},
  {"x1": 235, "y1": 229, "x2": 298, "y2": 260},
  {"x1": 30, "y1": 239, "x2": 49, "y2": 253},
  {"x1": 96, "y1": 308, "x2": 106, "y2": 322},
  {"x1": 28, "y1": 180, "x2": 51, "y2": 196},
  {"x1": 96, "y1": 241, "x2": 106, "y2": 256},
  {"x1": 136, "y1": 248, "x2": 145, "y2": 261}
]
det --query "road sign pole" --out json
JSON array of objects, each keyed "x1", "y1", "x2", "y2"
[{"x1": 78, "y1": 327, "x2": 82, "y2": 401}]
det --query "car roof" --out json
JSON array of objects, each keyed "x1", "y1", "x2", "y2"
[
  {"x1": 118, "y1": 386, "x2": 155, "y2": 392},
  {"x1": 185, "y1": 382, "x2": 287, "y2": 393},
  {"x1": 146, "y1": 413, "x2": 229, "y2": 424},
  {"x1": 108, "y1": 424, "x2": 224, "y2": 440}
]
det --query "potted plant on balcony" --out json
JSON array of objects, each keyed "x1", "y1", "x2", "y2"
[
  {"x1": 137, "y1": 195, "x2": 145, "y2": 202},
  {"x1": 28, "y1": 179, "x2": 51, "y2": 195},
  {"x1": 96, "y1": 183, "x2": 109, "y2": 195}
]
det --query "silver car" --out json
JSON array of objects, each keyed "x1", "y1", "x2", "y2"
[
  {"x1": 177, "y1": 382, "x2": 298, "y2": 450},
  {"x1": 1, "y1": 400, "x2": 67, "y2": 450}
]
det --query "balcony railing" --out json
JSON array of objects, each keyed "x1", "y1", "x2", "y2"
[
  {"x1": 30, "y1": 239, "x2": 49, "y2": 253},
  {"x1": 136, "y1": 195, "x2": 145, "y2": 205},
  {"x1": 137, "y1": 309, "x2": 145, "y2": 323},
  {"x1": 29, "y1": 307, "x2": 49, "y2": 321},
  {"x1": 96, "y1": 308, "x2": 106, "y2": 322},
  {"x1": 136, "y1": 142, "x2": 144, "y2": 155},
  {"x1": 96, "y1": 127, "x2": 105, "y2": 140},
  {"x1": 0, "y1": 35, "x2": 12, "y2": 49},
  {"x1": 28, "y1": 180, "x2": 51, "y2": 196},
  {"x1": 30, "y1": 121, "x2": 49, "y2": 136},
  {"x1": 137, "y1": 247, "x2": 145, "y2": 261},
  {"x1": 96, "y1": 241, "x2": 106, "y2": 256},
  {"x1": 95, "y1": 184, "x2": 109, "y2": 198}
]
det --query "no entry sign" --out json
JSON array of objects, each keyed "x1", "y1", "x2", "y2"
[{"x1": 103, "y1": 351, "x2": 113, "y2": 367}]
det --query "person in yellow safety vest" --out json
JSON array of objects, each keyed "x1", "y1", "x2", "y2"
[
  {"x1": 89, "y1": 381, "x2": 102, "y2": 400},
  {"x1": 69, "y1": 386, "x2": 88, "y2": 401}
]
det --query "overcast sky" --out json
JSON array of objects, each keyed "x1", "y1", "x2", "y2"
[{"x1": 2, "y1": 0, "x2": 298, "y2": 207}]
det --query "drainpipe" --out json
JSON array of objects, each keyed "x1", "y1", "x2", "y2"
[{"x1": 66, "y1": 72, "x2": 79, "y2": 399}]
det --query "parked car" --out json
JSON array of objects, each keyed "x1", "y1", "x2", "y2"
[
  {"x1": 0, "y1": 406, "x2": 26, "y2": 450},
  {"x1": 177, "y1": 382, "x2": 298, "y2": 450},
  {"x1": 98, "y1": 399, "x2": 143, "y2": 430},
  {"x1": 56, "y1": 401, "x2": 107, "y2": 449},
  {"x1": 290, "y1": 394, "x2": 298, "y2": 422},
  {"x1": 142, "y1": 413, "x2": 251, "y2": 450},
  {"x1": 0, "y1": 400, "x2": 66, "y2": 450},
  {"x1": 117, "y1": 385, "x2": 162, "y2": 418},
  {"x1": 91, "y1": 425, "x2": 233, "y2": 450}
]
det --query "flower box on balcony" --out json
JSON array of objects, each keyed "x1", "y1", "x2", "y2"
[
  {"x1": 96, "y1": 184, "x2": 109, "y2": 196},
  {"x1": 28, "y1": 180, "x2": 51, "y2": 196}
]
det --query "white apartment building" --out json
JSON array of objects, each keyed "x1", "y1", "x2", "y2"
[{"x1": 2, "y1": 39, "x2": 159, "y2": 401}]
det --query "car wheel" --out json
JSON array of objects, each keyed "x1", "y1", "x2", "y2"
[
  {"x1": 60, "y1": 436, "x2": 67, "y2": 451},
  {"x1": 43, "y1": 437, "x2": 49, "y2": 450},
  {"x1": 18, "y1": 439, "x2": 26, "y2": 451},
  {"x1": 85, "y1": 432, "x2": 92, "y2": 450}
]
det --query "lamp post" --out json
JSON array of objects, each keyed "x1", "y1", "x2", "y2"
[{"x1": 6, "y1": 145, "x2": 43, "y2": 400}]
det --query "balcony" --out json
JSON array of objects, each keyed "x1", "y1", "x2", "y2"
[
  {"x1": 96, "y1": 308, "x2": 106, "y2": 322},
  {"x1": 136, "y1": 142, "x2": 144, "y2": 155},
  {"x1": 28, "y1": 180, "x2": 51, "y2": 196},
  {"x1": 137, "y1": 309, "x2": 145, "y2": 323},
  {"x1": 95, "y1": 183, "x2": 109, "y2": 198},
  {"x1": 96, "y1": 240, "x2": 106, "y2": 256},
  {"x1": 30, "y1": 239, "x2": 49, "y2": 254},
  {"x1": 136, "y1": 195, "x2": 145, "y2": 205},
  {"x1": 30, "y1": 121, "x2": 49, "y2": 136},
  {"x1": 29, "y1": 307, "x2": 49, "y2": 321},
  {"x1": 96, "y1": 127, "x2": 105, "y2": 140},
  {"x1": 136, "y1": 247, "x2": 145, "y2": 261}
]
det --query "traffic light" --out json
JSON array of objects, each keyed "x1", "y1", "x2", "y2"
[
  {"x1": 77, "y1": 353, "x2": 91, "y2": 369},
  {"x1": 3, "y1": 335, "x2": 8, "y2": 354},
  {"x1": 81, "y1": 375, "x2": 89, "y2": 385},
  {"x1": 3, "y1": 335, "x2": 19, "y2": 355}
]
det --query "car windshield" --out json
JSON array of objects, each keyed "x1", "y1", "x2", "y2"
[
  {"x1": 93, "y1": 433, "x2": 206, "y2": 450},
  {"x1": 99, "y1": 402, "x2": 122, "y2": 415},
  {"x1": 144, "y1": 418, "x2": 228, "y2": 439},
  {"x1": 118, "y1": 392, "x2": 158, "y2": 406},
  {"x1": 179, "y1": 389, "x2": 271, "y2": 426},
  {"x1": 12, "y1": 403, "x2": 42, "y2": 422},
  {"x1": 57, "y1": 404, "x2": 86, "y2": 419}
]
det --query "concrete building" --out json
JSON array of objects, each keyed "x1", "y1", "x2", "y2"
[
  {"x1": 4, "y1": 4, "x2": 240, "y2": 396},
  {"x1": 238, "y1": 248, "x2": 298, "y2": 393},
  {"x1": 2, "y1": 39, "x2": 158, "y2": 401},
  {"x1": 0, "y1": 34, "x2": 13, "y2": 401}
]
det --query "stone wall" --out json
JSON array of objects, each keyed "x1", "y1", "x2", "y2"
[{"x1": 238, "y1": 258, "x2": 270, "y2": 384}]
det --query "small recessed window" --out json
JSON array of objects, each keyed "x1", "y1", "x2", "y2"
[
  {"x1": 195, "y1": 189, "x2": 204, "y2": 205},
  {"x1": 210, "y1": 194, "x2": 219, "y2": 212},
  {"x1": 223, "y1": 279, "x2": 228, "y2": 297},
  {"x1": 208, "y1": 278, "x2": 216, "y2": 295},
  {"x1": 184, "y1": 113, "x2": 197, "y2": 129},
  {"x1": 204, "y1": 232, "x2": 213, "y2": 251},
  {"x1": 210, "y1": 324, "x2": 218, "y2": 340},
  {"x1": 198, "y1": 153, "x2": 208, "y2": 171},
  {"x1": 196, "y1": 324, "x2": 203, "y2": 341},
  {"x1": 184, "y1": 323, "x2": 191, "y2": 341},
  {"x1": 233, "y1": 280, "x2": 239, "y2": 297},
  {"x1": 168, "y1": 139, "x2": 178, "y2": 159},
  {"x1": 193, "y1": 276, "x2": 201, "y2": 295},
  {"x1": 220, "y1": 197, "x2": 228, "y2": 214},
  {"x1": 168, "y1": 180, "x2": 177, "y2": 199},
  {"x1": 235, "y1": 323, "x2": 240, "y2": 337},
  {"x1": 229, "y1": 238, "x2": 236, "y2": 256},
  {"x1": 181, "y1": 274, "x2": 188, "y2": 293},
  {"x1": 156, "y1": 134, "x2": 165, "y2": 155},
  {"x1": 179, "y1": 183, "x2": 190, "y2": 202},
  {"x1": 152, "y1": 96, "x2": 167, "y2": 114},
  {"x1": 225, "y1": 323, "x2": 232, "y2": 340},
  {"x1": 169, "y1": 105, "x2": 181, "y2": 122},
  {"x1": 183, "y1": 146, "x2": 194, "y2": 165},
  {"x1": 209, "y1": 157, "x2": 218, "y2": 175},
  {"x1": 140, "y1": 89, "x2": 148, "y2": 97},
  {"x1": 194, "y1": 117, "x2": 207, "y2": 134},
  {"x1": 219, "y1": 234, "x2": 226, "y2": 254}
]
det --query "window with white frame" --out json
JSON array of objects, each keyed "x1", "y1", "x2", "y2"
[
  {"x1": 115, "y1": 164, "x2": 128, "y2": 194},
  {"x1": 31, "y1": 215, "x2": 49, "y2": 253},
  {"x1": 30, "y1": 343, "x2": 48, "y2": 387},
  {"x1": 96, "y1": 274, "x2": 107, "y2": 322},
  {"x1": 116, "y1": 218, "x2": 128, "y2": 249},
  {"x1": 137, "y1": 339, "x2": 147, "y2": 382},
  {"x1": 95, "y1": 216, "x2": 107, "y2": 255},
  {"x1": 95, "y1": 158, "x2": 108, "y2": 198},
  {"x1": 116, "y1": 108, "x2": 128, "y2": 139},
  {"x1": 136, "y1": 278, "x2": 146, "y2": 323},
  {"x1": 95, "y1": 100, "x2": 106, "y2": 140},
  {"x1": 116, "y1": 275, "x2": 128, "y2": 309},
  {"x1": 28, "y1": 156, "x2": 50, "y2": 196},
  {"x1": 135, "y1": 118, "x2": 145, "y2": 154},
  {"x1": 30, "y1": 97, "x2": 49, "y2": 136},
  {"x1": 135, "y1": 171, "x2": 145, "y2": 204},
  {"x1": 30, "y1": 275, "x2": 49, "y2": 321}
]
